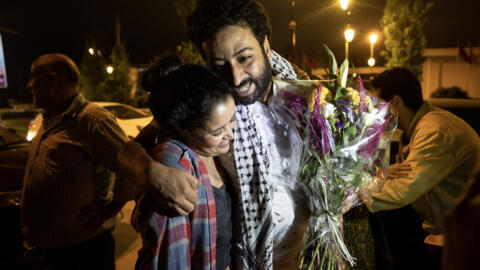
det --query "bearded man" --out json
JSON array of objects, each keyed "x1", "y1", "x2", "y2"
[{"x1": 119, "y1": 1, "x2": 312, "y2": 268}]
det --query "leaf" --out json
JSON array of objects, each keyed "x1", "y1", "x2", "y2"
[
  {"x1": 339, "y1": 58, "x2": 349, "y2": 88},
  {"x1": 334, "y1": 87, "x2": 344, "y2": 100},
  {"x1": 344, "y1": 125, "x2": 358, "y2": 139},
  {"x1": 323, "y1": 44, "x2": 337, "y2": 76},
  {"x1": 348, "y1": 62, "x2": 356, "y2": 86}
]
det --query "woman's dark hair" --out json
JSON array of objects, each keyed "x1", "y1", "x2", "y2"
[
  {"x1": 371, "y1": 67, "x2": 424, "y2": 111},
  {"x1": 187, "y1": 0, "x2": 271, "y2": 57},
  {"x1": 142, "y1": 53, "x2": 233, "y2": 132}
]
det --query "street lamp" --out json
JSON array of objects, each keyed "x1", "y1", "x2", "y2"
[
  {"x1": 344, "y1": 26, "x2": 354, "y2": 60},
  {"x1": 106, "y1": 65, "x2": 114, "y2": 74},
  {"x1": 88, "y1": 48, "x2": 94, "y2": 55},
  {"x1": 369, "y1": 33, "x2": 378, "y2": 44},
  {"x1": 368, "y1": 57, "x2": 375, "y2": 67},
  {"x1": 345, "y1": 28, "x2": 355, "y2": 42},
  {"x1": 368, "y1": 33, "x2": 378, "y2": 66},
  {"x1": 339, "y1": 0, "x2": 349, "y2": 11}
]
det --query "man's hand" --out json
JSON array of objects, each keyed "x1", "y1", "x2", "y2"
[
  {"x1": 147, "y1": 161, "x2": 198, "y2": 216},
  {"x1": 387, "y1": 163, "x2": 411, "y2": 179},
  {"x1": 118, "y1": 141, "x2": 198, "y2": 217},
  {"x1": 78, "y1": 201, "x2": 125, "y2": 230}
]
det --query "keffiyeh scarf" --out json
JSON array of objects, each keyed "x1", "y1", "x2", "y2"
[{"x1": 233, "y1": 50, "x2": 299, "y2": 269}]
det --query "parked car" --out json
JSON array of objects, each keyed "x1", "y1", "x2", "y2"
[
  {"x1": 26, "y1": 102, "x2": 153, "y2": 141},
  {"x1": 0, "y1": 109, "x2": 41, "y2": 138},
  {"x1": 0, "y1": 127, "x2": 29, "y2": 206},
  {"x1": 0, "y1": 127, "x2": 29, "y2": 263}
]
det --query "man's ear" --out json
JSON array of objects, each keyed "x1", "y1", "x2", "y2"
[
  {"x1": 262, "y1": 36, "x2": 272, "y2": 62},
  {"x1": 392, "y1": 95, "x2": 404, "y2": 107}
]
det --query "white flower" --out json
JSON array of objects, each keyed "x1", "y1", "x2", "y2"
[
  {"x1": 322, "y1": 103, "x2": 336, "y2": 118},
  {"x1": 363, "y1": 108, "x2": 379, "y2": 126}
]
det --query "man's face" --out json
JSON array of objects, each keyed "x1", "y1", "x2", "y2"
[
  {"x1": 202, "y1": 25, "x2": 272, "y2": 105},
  {"x1": 26, "y1": 61, "x2": 56, "y2": 110}
]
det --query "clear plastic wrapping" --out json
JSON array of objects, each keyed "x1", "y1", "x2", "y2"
[{"x1": 270, "y1": 54, "x2": 396, "y2": 269}]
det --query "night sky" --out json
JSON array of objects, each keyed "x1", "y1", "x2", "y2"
[{"x1": 1, "y1": 0, "x2": 479, "y2": 104}]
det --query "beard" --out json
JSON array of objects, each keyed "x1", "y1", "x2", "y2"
[{"x1": 233, "y1": 49, "x2": 272, "y2": 105}]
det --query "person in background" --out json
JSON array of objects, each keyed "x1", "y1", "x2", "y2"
[
  {"x1": 430, "y1": 86, "x2": 470, "y2": 99},
  {"x1": 132, "y1": 54, "x2": 236, "y2": 270},
  {"x1": 22, "y1": 53, "x2": 134, "y2": 269},
  {"x1": 365, "y1": 67, "x2": 480, "y2": 268}
]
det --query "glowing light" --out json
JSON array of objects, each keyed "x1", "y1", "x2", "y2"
[
  {"x1": 344, "y1": 28, "x2": 355, "y2": 42},
  {"x1": 369, "y1": 33, "x2": 378, "y2": 44},
  {"x1": 340, "y1": 0, "x2": 349, "y2": 10},
  {"x1": 368, "y1": 57, "x2": 376, "y2": 67},
  {"x1": 88, "y1": 48, "x2": 94, "y2": 55},
  {"x1": 106, "y1": 65, "x2": 114, "y2": 74}
]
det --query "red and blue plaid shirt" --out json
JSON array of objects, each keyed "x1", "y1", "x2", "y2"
[{"x1": 133, "y1": 140, "x2": 217, "y2": 270}]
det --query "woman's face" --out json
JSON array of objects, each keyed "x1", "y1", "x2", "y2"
[{"x1": 182, "y1": 96, "x2": 237, "y2": 157}]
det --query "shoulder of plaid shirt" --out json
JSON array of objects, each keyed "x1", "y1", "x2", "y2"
[{"x1": 133, "y1": 139, "x2": 217, "y2": 270}]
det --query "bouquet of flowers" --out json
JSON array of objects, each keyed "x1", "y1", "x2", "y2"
[{"x1": 272, "y1": 46, "x2": 396, "y2": 269}]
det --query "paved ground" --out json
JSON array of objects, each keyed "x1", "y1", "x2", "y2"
[{"x1": 114, "y1": 201, "x2": 141, "y2": 270}]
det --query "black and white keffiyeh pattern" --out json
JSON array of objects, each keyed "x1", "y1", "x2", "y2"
[
  {"x1": 233, "y1": 50, "x2": 299, "y2": 269},
  {"x1": 271, "y1": 50, "x2": 298, "y2": 81}
]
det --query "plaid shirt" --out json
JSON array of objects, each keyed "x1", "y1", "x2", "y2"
[{"x1": 133, "y1": 140, "x2": 217, "y2": 270}]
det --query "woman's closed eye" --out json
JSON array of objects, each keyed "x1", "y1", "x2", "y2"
[
  {"x1": 210, "y1": 115, "x2": 236, "y2": 137},
  {"x1": 211, "y1": 130, "x2": 223, "y2": 137}
]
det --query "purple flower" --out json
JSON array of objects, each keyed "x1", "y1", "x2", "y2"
[
  {"x1": 358, "y1": 115, "x2": 393, "y2": 158},
  {"x1": 281, "y1": 91, "x2": 305, "y2": 122},
  {"x1": 335, "y1": 117, "x2": 344, "y2": 129},
  {"x1": 358, "y1": 76, "x2": 368, "y2": 113},
  {"x1": 337, "y1": 99, "x2": 351, "y2": 105},
  {"x1": 309, "y1": 115, "x2": 333, "y2": 155}
]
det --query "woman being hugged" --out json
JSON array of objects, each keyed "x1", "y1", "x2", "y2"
[{"x1": 133, "y1": 54, "x2": 236, "y2": 270}]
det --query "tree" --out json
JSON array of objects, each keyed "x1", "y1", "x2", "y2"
[
  {"x1": 380, "y1": 0, "x2": 433, "y2": 78},
  {"x1": 96, "y1": 42, "x2": 134, "y2": 104},
  {"x1": 174, "y1": 0, "x2": 197, "y2": 25},
  {"x1": 79, "y1": 39, "x2": 106, "y2": 101},
  {"x1": 176, "y1": 41, "x2": 205, "y2": 65},
  {"x1": 174, "y1": 0, "x2": 205, "y2": 65},
  {"x1": 80, "y1": 40, "x2": 134, "y2": 105}
]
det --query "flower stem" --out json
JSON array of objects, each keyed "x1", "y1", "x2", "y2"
[{"x1": 307, "y1": 240, "x2": 322, "y2": 270}]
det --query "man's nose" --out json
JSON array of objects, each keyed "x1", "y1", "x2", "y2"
[{"x1": 231, "y1": 64, "x2": 244, "y2": 87}]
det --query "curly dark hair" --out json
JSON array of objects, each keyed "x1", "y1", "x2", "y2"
[
  {"x1": 187, "y1": 0, "x2": 271, "y2": 57},
  {"x1": 142, "y1": 53, "x2": 233, "y2": 132},
  {"x1": 372, "y1": 67, "x2": 424, "y2": 111}
]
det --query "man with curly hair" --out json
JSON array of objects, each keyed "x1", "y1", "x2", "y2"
[{"x1": 119, "y1": 0, "x2": 310, "y2": 268}]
